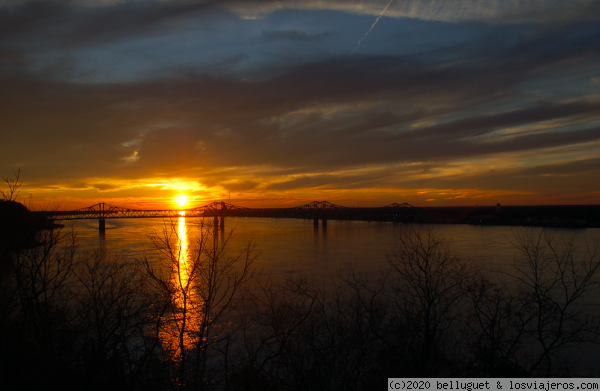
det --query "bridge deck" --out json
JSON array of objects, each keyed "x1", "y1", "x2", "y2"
[{"x1": 40, "y1": 201, "x2": 418, "y2": 221}]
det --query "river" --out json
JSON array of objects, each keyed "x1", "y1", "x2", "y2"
[
  {"x1": 69, "y1": 216, "x2": 600, "y2": 280},
  {"x1": 66, "y1": 216, "x2": 600, "y2": 376}
]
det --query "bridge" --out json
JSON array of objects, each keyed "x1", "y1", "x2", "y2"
[{"x1": 42, "y1": 201, "x2": 419, "y2": 233}]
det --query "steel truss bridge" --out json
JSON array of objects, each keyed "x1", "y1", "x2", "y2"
[
  {"x1": 45, "y1": 201, "x2": 417, "y2": 220},
  {"x1": 46, "y1": 201, "x2": 248, "y2": 220},
  {"x1": 42, "y1": 201, "x2": 419, "y2": 232}
]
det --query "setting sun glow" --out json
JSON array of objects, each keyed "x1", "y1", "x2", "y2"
[{"x1": 176, "y1": 195, "x2": 189, "y2": 208}]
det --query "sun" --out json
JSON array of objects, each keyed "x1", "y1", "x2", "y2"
[{"x1": 176, "y1": 195, "x2": 189, "y2": 208}]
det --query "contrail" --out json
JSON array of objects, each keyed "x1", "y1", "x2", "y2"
[{"x1": 349, "y1": 0, "x2": 395, "y2": 56}]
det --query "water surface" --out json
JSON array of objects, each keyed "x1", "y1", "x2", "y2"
[{"x1": 70, "y1": 217, "x2": 600, "y2": 280}]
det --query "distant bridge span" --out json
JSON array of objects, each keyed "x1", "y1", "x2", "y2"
[
  {"x1": 45, "y1": 200, "x2": 417, "y2": 220},
  {"x1": 47, "y1": 201, "x2": 250, "y2": 220},
  {"x1": 42, "y1": 201, "x2": 419, "y2": 233}
]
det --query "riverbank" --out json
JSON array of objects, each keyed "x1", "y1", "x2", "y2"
[{"x1": 415, "y1": 204, "x2": 600, "y2": 228}]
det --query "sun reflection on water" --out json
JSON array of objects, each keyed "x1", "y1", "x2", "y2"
[
  {"x1": 160, "y1": 214, "x2": 203, "y2": 356},
  {"x1": 177, "y1": 215, "x2": 190, "y2": 291}
]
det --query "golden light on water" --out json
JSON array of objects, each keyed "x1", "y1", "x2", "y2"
[
  {"x1": 177, "y1": 216, "x2": 190, "y2": 289},
  {"x1": 160, "y1": 216, "x2": 202, "y2": 356}
]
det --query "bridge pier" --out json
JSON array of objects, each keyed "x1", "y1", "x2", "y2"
[
  {"x1": 313, "y1": 216, "x2": 318, "y2": 227},
  {"x1": 322, "y1": 216, "x2": 327, "y2": 227},
  {"x1": 99, "y1": 218, "x2": 106, "y2": 234},
  {"x1": 220, "y1": 216, "x2": 225, "y2": 232},
  {"x1": 213, "y1": 216, "x2": 219, "y2": 230}
]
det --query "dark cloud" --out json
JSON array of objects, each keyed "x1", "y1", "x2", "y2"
[
  {"x1": 402, "y1": 101, "x2": 600, "y2": 141},
  {"x1": 2, "y1": 0, "x2": 595, "y2": 54},
  {"x1": 0, "y1": 1, "x2": 219, "y2": 47},
  {"x1": 396, "y1": 157, "x2": 600, "y2": 196},
  {"x1": 0, "y1": 1, "x2": 70, "y2": 41},
  {"x1": 65, "y1": 182, "x2": 89, "y2": 189},
  {"x1": 92, "y1": 183, "x2": 120, "y2": 191},
  {"x1": 261, "y1": 30, "x2": 330, "y2": 43},
  {"x1": 223, "y1": 0, "x2": 600, "y2": 24},
  {"x1": 2, "y1": 44, "x2": 600, "y2": 181},
  {"x1": 266, "y1": 175, "x2": 337, "y2": 191},
  {"x1": 253, "y1": 156, "x2": 600, "y2": 195},
  {"x1": 265, "y1": 172, "x2": 406, "y2": 191}
]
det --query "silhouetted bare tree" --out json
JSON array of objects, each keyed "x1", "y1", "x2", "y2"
[
  {"x1": 72, "y1": 248, "x2": 167, "y2": 390},
  {"x1": 0, "y1": 168, "x2": 22, "y2": 201},
  {"x1": 0, "y1": 225, "x2": 77, "y2": 389},
  {"x1": 466, "y1": 276, "x2": 529, "y2": 376},
  {"x1": 143, "y1": 218, "x2": 258, "y2": 390},
  {"x1": 465, "y1": 229, "x2": 600, "y2": 377},
  {"x1": 508, "y1": 229, "x2": 600, "y2": 376},
  {"x1": 234, "y1": 275, "x2": 320, "y2": 390},
  {"x1": 384, "y1": 225, "x2": 475, "y2": 376}
]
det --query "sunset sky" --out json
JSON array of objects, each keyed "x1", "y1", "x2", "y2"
[{"x1": 1, "y1": 0, "x2": 599, "y2": 210}]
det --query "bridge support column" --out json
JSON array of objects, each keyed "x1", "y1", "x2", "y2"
[
  {"x1": 393, "y1": 216, "x2": 398, "y2": 224},
  {"x1": 220, "y1": 216, "x2": 225, "y2": 231},
  {"x1": 213, "y1": 216, "x2": 219, "y2": 230},
  {"x1": 313, "y1": 216, "x2": 318, "y2": 227},
  {"x1": 322, "y1": 217, "x2": 327, "y2": 227},
  {"x1": 99, "y1": 218, "x2": 106, "y2": 234}
]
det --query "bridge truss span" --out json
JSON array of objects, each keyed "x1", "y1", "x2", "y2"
[
  {"x1": 293, "y1": 201, "x2": 347, "y2": 210},
  {"x1": 191, "y1": 201, "x2": 250, "y2": 212},
  {"x1": 51, "y1": 203, "x2": 197, "y2": 220},
  {"x1": 45, "y1": 200, "x2": 420, "y2": 223}
]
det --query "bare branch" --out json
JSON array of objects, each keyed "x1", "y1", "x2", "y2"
[{"x1": 1, "y1": 168, "x2": 22, "y2": 202}]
